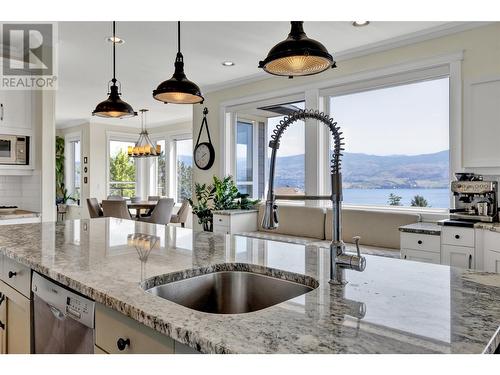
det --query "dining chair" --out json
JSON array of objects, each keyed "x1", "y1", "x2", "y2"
[
  {"x1": 147, "y1": 196, "x2": 161, "y2": 202},
  {"x1": 86, "y1": 198, "x2": 103, "y2": 218},
  {"x1": 107, "y1": 195, "x2": 124, "y2": 200},
  {"x1": 102, "y1": 200, "x2": 132, "y2": 220},
  {"x1": 170, "y1": 200, "x2": 191, "y2": 228},
  {"x1": 139, "y1": 198, "x2": 175, "y2": 225}
]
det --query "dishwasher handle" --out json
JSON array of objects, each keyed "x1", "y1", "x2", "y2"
[{"x1": 49, "y1": 305, "x2": 66, "y2": 320}]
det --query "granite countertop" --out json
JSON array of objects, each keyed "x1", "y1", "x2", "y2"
[
  {"x1": 475, "y1": 222, "x2": 500, "y2": 232},
  {"x1": 212, "y1": 209, "x2": 258, "y2": 216},
  {"x1": 0, "y1": 210, "x2": 40, "y2": 220},
  {"x1": 0, "y1": 218, "x2": 499, "y2": 354},
  {"x1": 399, "y1": 222, "x2": 442, "y2": 236}
]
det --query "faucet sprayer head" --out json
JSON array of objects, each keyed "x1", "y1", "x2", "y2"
[{"x1": 262, "y1": 200, "x2": 279, "y2": 230}]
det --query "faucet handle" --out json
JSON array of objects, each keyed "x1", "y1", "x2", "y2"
[{"x1": 352, "y1": 236, "x2": 361, "y2": 257}]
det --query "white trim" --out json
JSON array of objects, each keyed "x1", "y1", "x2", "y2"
[{"x1": 204, "y1": 22, "x2": 479, "y2": 94}]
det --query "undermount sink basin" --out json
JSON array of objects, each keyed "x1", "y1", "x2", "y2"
[{"x1": 145, "y1": 271, "x2": 316, "y2": 314}]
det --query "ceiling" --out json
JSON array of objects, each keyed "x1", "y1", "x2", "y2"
[{"x1": 56, "y1": 21, "x2": 463, "y2": 129}]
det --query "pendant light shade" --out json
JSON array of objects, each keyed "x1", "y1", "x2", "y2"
[
  {"x1": 93, "y1": 21, "x2": 137, "y2": 118},
  {"x1": 153, "y1": 22, "x2": 204, "y2": 104},
  {"x1": 259, "y1": 21, "x2": 336, "y2": 78}
]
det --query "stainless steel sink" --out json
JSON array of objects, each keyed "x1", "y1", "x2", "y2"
[{"x1": 145, "y1": 271, "x2": 316, "y2": 314}]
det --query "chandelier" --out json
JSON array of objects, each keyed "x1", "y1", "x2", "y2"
[{"x1": 128, "y1": 109, "x2": 162, "y2": 158}]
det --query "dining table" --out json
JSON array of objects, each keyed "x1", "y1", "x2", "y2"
[{"x1": 126, "y1": 200, "x2": 158, "y2": 218}]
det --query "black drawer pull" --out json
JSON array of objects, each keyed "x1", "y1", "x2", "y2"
[
  {"x1": 455, "y1": 234, "x2": 460, "y2": 239},
  {"x1": 404, "y1": 255, "x2": 407, "y2": 259},
  {"x1": 8, "y1": 271, "x2": 17, "y2": 278},
  {"x1": 0, "y1": 320, "x2": 5, "y2": 330},
  {"x1": 117, "y1": 338, "x2": 130, "y2": 351},
  {"x1": 417, "y1": 240, "x2": 422, "y2": 245}
]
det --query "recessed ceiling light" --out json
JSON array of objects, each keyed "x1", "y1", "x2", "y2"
[
  {"x1": 105, "y1": 36, "x2": 125, "y2": 44},
  {"x1": 222, "y1": 61, "x2": 235, "y2": 66},
  {"x1": 352, "y1": 21, "x2": 370, "y2": 27}
]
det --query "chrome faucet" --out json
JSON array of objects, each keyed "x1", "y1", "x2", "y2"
[{"x1": 262, "y1": 109, "x2": 366, "y2": 284}]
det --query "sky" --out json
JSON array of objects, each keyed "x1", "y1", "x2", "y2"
[{"x1": 263, "y1": 77, "x2": 449, "y2": 157}]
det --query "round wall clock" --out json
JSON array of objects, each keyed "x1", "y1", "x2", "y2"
[
  {"x1": 194, "y1": 142, "x2": 215, "y2": 170},
  {"x1": 194, "y1": 107, "x2": 215, "y2": 170}
]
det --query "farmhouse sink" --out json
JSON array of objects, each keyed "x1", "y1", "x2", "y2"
[{"x1": 145, "y1": 271, "x2": 316, "y2": 314}]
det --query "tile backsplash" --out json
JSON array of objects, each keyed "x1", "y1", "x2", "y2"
[{"x1": 0, "y1": 173, "x2": 41, "y2": 212}]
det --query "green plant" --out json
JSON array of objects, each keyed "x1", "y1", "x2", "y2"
[
  {"x1": 388, "y1": 193, "x2": 402, "y2": 206},
  {"x1": 109, "y1": 149, "x2": 136, "y2": 197},
  {"x1": 58, "y1": 183, "x2": 76, "y2": 204},
  {"x1": 55, "y1": 136, "x2": 65, "y2": 198},
  {"x1": 188, "y1": 175, "x2": 259, "y2": 231},
  {"x1": 411, "y1": 195, "x2": 429, "y2": 207}
]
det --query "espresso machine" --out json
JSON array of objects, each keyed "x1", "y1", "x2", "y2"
[{"x1": 450, "y1": 173, "x2": 498, "y2": 222}]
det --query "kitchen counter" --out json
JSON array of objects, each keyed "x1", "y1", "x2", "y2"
[{"x1": 0, "y1": 217, "x2": 499, "y2": 354}]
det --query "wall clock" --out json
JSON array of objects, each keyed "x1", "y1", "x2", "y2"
[{"x1": 194, "y1": 107, "x2": 215, "y2": 170}]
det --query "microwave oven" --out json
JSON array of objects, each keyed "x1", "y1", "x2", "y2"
[{"x1": 0, "y1": 135, "x2": 29, "y2": 165}]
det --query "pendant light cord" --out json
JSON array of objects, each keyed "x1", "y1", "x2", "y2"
[
  {"x1": 112, "y1": 21, "x2": 116, "y2": 82},
  {"x1": 177, "y1": 21, "x2": 181, "y2": 53}
]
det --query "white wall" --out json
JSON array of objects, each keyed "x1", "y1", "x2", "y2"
[{"x1": 192, "y1": 23, "x2": 500, "y2": 188}]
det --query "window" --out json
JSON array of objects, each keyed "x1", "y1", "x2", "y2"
[
  {"x1": 71, "y1": 140, "x2": 81, "y2": 200},
  {"x1": 108, "y1": 140, "x2": 136, "y2": 198},
  {"x1": 175, "y1": 138, "x2": 192, "y2": 202},
  {"x1": 329, "y1": 77, "x2": 450, "y2": 209},
  {"x1": 236, "y1": 121, "x2": 254, "y2": 195},
  {"x1": 156, "y1": 139, "x2": 167, "y2": 196},
  {"x1": 267, "y1": 101, "x2": 305, "y2": 196}
]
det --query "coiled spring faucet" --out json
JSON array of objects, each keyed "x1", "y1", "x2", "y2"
[{"x1": 261, "y1": 109, "x2": 366, "y2": 284}]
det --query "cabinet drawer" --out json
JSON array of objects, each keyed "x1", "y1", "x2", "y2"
[
  {"x1": 1, "y1": 256, "x2": 31, "y2": 298},
  {"x1": 401, "y1": 248, "x2": 440, "y2": 264},
  {"x1": 213, "y1": 214, "x2": 230, "y2": 227},
  {"x1": 441, "y1": 227, "x2": 474, "y2": 247},
  {"x1": 400, "y1": 233, "x2": 440, "y2": 253},
  {"x1": 95, "y1": 304, "x2": 174, "y2": 354},
  {"x1": 213, "y1": 224, "x2": 230, "y2": 234}
]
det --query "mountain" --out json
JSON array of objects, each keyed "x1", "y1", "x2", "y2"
[{"x1": 272, "y1": 150, "x2": 449, "y2": 190}]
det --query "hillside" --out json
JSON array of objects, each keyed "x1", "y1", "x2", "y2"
[{"x1": 271, "y1": 150, "x2": 449, "y2": 190}]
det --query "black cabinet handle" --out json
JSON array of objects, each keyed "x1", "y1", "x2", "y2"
[
  {"x1": 8, "y1": 271, "x2": 17, "y2": 278},
  {"x1": 417, "y1": 240, "x2": 422, "y2": 245},
  {"x1": 404, "y1": 255, "x2": 407, "y2": 259},
  {"x1": 0, "y1": 293, "x2": 4, "y2": 305},
  {"x1": 468, "y1": 254, "x2": 472, "y2": 269},
  {"x1": 0, "y1": 320, "x2": 5, "y2": 330},
  {"x1": 455, "y1": 234, "x2": 460, "y2": 239},
  {"x1": 116, "y1": 338, "x2": 130, "y2": 351}
]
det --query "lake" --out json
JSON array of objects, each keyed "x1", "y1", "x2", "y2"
[{"x1": 342, "y1": 188, "x2": 449, "y2": 208}]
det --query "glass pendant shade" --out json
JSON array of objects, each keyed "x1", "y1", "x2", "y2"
[
  {"x1": 92, "y1": 21, "x2": 137, "y2": 118},
  {"x1": 128, "y1": 109, "x2": 162, "y2": 158},
  {"x1": 259, "y1": 21, "x2": 335, "y2": 77},
  {"x1": 153, "y1": 22, "x2": 204, "y2": 104}
]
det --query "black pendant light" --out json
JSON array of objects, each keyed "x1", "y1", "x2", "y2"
[
  {"x1": 153, "y1": 22, "x2": 204, "y2": 104},
  {"x1": 259, "y1": 21, "x2": 336, "y2": 78},
  {"x1": 92, "y1": 21, "x2": 137, "y2": 118}
]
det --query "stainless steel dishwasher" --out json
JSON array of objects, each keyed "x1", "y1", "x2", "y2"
[{"x1": 32, "y1": 272, "x2": 95, "y2": 354}]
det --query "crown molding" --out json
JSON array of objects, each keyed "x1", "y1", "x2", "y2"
[{"x1": 202, "y1": 21, "x2": 491, "y2": 95}]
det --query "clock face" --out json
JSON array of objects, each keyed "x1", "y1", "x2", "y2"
[{"x1": 194, "y1": 142, "x2": 214, "y2": 170}]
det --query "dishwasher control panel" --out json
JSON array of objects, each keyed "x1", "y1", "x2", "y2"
[{"x1": 32, "y1": 272, "x2": 95, "y2": 329}]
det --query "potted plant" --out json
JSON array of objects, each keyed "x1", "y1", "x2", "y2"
[
  {"x1": 56, "y1": 183, "x2": 76, "y2": 214},
  {"x1": 189, "y1": 175, "x2": 259, "y2": 232}
]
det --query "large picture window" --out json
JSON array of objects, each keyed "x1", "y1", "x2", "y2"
[
  {"x1": 156, "y1": 139, "x2": 167, "y2": 196},
  {"x1": 329, "y1": 77, "x2": 450, "y2": 208},
  {"x1": 108, "y1": 140, "x2": 136, "y2": 198}
]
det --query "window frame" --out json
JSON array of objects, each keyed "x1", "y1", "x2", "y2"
[
  {"x1": 234, "y1": 117, "x2": 259, "y2": 199},
  {"x1": 64, "y1": 131, "x2": 82, "y2": 205},
  {"x1": 150, "y1": 132, "x2": 192, "y2": 203},
  {"x1": 219, "y1": 52, "x2": 463, "y2": 220}
]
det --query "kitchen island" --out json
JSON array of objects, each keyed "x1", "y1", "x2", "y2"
[{"x1": 0, "y1": 217, "x2": 499, "y2": 354}]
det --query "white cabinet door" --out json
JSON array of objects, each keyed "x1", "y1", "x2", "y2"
[
  {"x1": 485, "y1": 249, "x2": 500, "y2": 273},
  {"x1": 441, "y1": 245, "x2": 474, "y2": 269},
  {"x1": 401, "y1": 248, "x2": 440, "y2": 264},
  {"x1": 0, "y1": 90, "x2": 32, "y2": 130}
]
